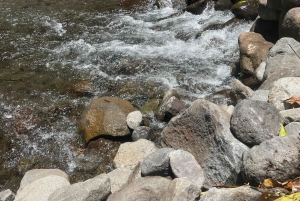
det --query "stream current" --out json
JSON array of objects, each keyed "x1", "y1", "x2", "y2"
[{"x1": 0, "y1": 0, "x2": 252, "y2": 191}]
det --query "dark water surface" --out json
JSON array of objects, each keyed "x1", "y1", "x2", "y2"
[{"x1": 0, "y1": 0, "x2": 251, "y2": 191}]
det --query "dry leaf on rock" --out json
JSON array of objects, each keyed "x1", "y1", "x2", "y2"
[{"x1": 283, "y1": 96, "x2": 300, "y2": 106}]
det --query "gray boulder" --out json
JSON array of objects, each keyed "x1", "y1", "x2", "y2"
[
  {"x1": 141, "y1": 148, "x2": 175, "y2": 177},
  {"x1": 169, "y1": 150, "x2": 205, "y2": 188},
  {"x1": 199, "y1": 186, "x2": 262, "y2": 201},
  {"x1": 49, "y1": 174, "x2": 110, "y2": 201},
  {"x1": 250, "y1": 90, "x2": 269, "y2": 102},
  {"x1": 285, "y1": 122, "x2": 300, "y2": 136},
  {"x1": 280, "y1": 108, "x2": 300, "y2": 124},
  {"x1": 263, "y1": 37, "x2": 300, "y2": 79},
  {"x1": 0, "y1": 189, "x2": 15, "y2": 201},
  {"x1": 161, "y1": 178, "x2": 201, "y2": 201},
  {"x1": 107, "y1": 168, "x2": 132, "y2": 193},
  {"x1": 131, "y1": 126, "x2": 155, "y2": 141},
  {"x1": 280, "y1": 8, "x2": 300, "y2": 42},
  {"x1": 230, "y1": 99, "x2": 283, "y2": 146},
  {"x1": 107, "y1": 176, "x2": 171, "y2": 201},
  {"x1": 160, "y1": 99, "x2": 249, "y2": 188},
  {"x1": 268, "y1": 77, "x2": 300, "y2": 110},
  {"x1": 242, "y1": 136, "x2": 300, "y2": 184},
  {"x1": 160, "y1": 96, "x2": 185, "y2": 120},
  {"x1": 230, "y1": 79, "x2": 254, "y2": 105}
]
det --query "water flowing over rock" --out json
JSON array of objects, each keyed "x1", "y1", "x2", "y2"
[
  {"x1": 107, "y1": 176, "x2": 172, "y2": 201},
  {"x1": 242, "y1": 136, "x2": 300, "y2": 185},
  {"x1": 78, "y1": 96, "x2": 135, "y2": 143},
  {"x1": 160, "y1": 99, "x2": 249, "y2": 189},
  {"x1": 230, "y1": 99, "x2": 283, "y2": 146}
]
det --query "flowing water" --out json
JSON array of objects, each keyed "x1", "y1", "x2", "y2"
[{"x1": 0, "y1": 0, "x2": 252, "y2": 191}]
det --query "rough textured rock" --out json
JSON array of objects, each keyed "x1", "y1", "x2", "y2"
[
  {"x1": 231, "y1": 0, "x2": 259, "y2": 20},
  {"x1": 285, "y1": 122, "x2": 300, "y2": 136},
  {"x1": 113, "y1": 139, "x2": 158, "y2": 170},
  {"x1": 250, "y1": 18, "x2": 279, "y2": 43},
  {"x1": 250, "y1": 90, "x2": 269, "y2": 102},
  {"x1": 169, "y1": 150, "x2": 205, "y2": 188},
  {"x1": 255, "y1": 61, "x2": 266, "y2": 83},
  {"x1": 263, "y1": 38, "x2": 300, "y2": 79},
  {"x1": 14, "y1": 175, "x2": 70, "y2": 201},
  {"x1": 131, "y1": 126, "x2": 155, "y2": 141},
  {"x1": 160, "y1": 99, "x2": 249, "y2": 188},
  {"x1": 280, "y1": 8, "x2": 300, "y2": 42},
  {"x1": 199, "y1": 186, "x2": 262, "y2": 201},
  {"x1": 78, "y1": 96, "x2": 135, "y2": 143},
  {"x1": 268, "y1": 77, "x2": 300, "y2": 110},
  {"x1": 107, "y1": 176, "x2": 171, "y2": 201},
  {"x1": 17, "y1": 169, "x2": 69, "y2": 194},
  {"x1": 141, "y1": 148, "x2": 175, "y2": 177},
  {"x1": 231, "y1": 99, "x2": 282, "y2": 146},
  {"x1": 0, "y1": 189, "x2": 15, "y2": 201},
  {"x1": 214, "y1": 0, "x2": 233, "y2": 11},
  {"x1": 49, "y1": 174, "x2": 110, "y2": 201},
  {"x1": 280, "y1": 108, "x2": 300, "y2": 124},
  {"x1": 126, "y1": 111, "x2": 142, "y2": 130},
  {"x1": 126, "y1": 162, "x2": 141, "y2": 185},
  {"x1": 160, "y1": 178, "x2": 201, "y2": 201},
  {"x1": 242, "y1": 136, "x2": 300, "y2": 185},
  {"x1": 258, "y1": 0, "x2": 280, "y2": 20},
  {"x1": 160, "y1": 96, "x2": 185, "y2": 120},
  {"x1": 260, "y1": 67, "x2": 300, "y2": 90},
  {"x1": 107, "y1": 168, "x2": 132, "y2": 193},
  {"x1": 162, "y1": 89, "x2": 180, "y2": 103},
  {"x1": 238, "y1": 32, "x2": 273, "y2": 76},
  {"x1": 230, "y1": 79, "x2": 254, "y2": 105}
]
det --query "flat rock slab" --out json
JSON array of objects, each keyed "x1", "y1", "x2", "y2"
[
  {"x1": 113, "y1": 139, "x2": 158, "y2": 170},
  {"x1": 107, "y1": 168, "x2": 132, "y2": 193},
  {"x1": 230, "y1": 99, "x2": 282, "y2": 146},
  {"x1": 160, "y1": 99, "x2": 249, "y2": 188},
  {"x1": 284, "y1": 122, "x2": 300, "y2": 136},
  {"x1": 250, "y1": 90, "x2": 269, "y2": 102},
  {"x1": 200, "y1": 186, "x2": 262, "y2": 201},
  {"x1": 242, "y1": 136, "x2": 300, "y2": 184},
  {"x1": 107, "y1": 176, "x2": 171, "y2": 201},
  {"x1": 14, "y1": 175, "x2": 70, "y2": 201},
  {"x1": 49, "y1": 174, "x2": 110, "y2": 201},
  {"x1": 169, "y1": 150, "x2": 205, "y2": 188}
]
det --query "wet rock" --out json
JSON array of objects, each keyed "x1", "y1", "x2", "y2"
[
  {"x1": 238, "y1": 32, "x2": 273, "y2": 76},
  {"x1": 285, "y1": 122, "x2": 300, "y2": 136},
  {"x1": 230, "y1": 79, "x2": 254, "y2": 105},
  {"x1": 169, "y1": 150, "x2": 205, "y2": 188},
  {"x1": 280, "y1": 8, "x2": 300, "y2": 42},
  {"x1": 132, "y1": 126, "x2": 155, "y2": 141},
  {"x1": 214, "y1": 0, "x2": 233, "y2": 11},
  {"x1": 17, "y1": 169, "x2": 69, "y2": 194},
  {"x1": 0, "y1": 189, "x2": 15, "y2": 201},
  {"x1": 184, "y1": 0, "x2": 209, "y2": 15},
  {"x1": 160, "y1": 99, "x2": 249, "y2": 188},
  {"x1": 250, "y1": 90, "x2": 269, "y2": 102},
  {"x1": 141, "y1": 147, "x2": 175, "y2": 177},
  {"x1": 263, "y1": 37, "x2": 300, "y2": 79},
  {"x1": 230, "y1": 99, "x2": 283, "y2": 146},
  {"x1": 78, "y1": 96, "x2": 135, "y2": 143},
  {"x1": 255, "y1": 61, "x2": 266, "y2": 83},
  {"x1": 159, "y1": 96, "x2": 186, "y2": 121},
  {"x1": 200, "y1": 186, "x2": 262, "y2": 201},
  {"x1": 250, "y1": 18, "x2": 279, "y2": 44},
  {"x1": 107, "y1": 168, "x2": 132, "y2": 193},
  {"x1": 64, "y1": 80, "x2": 94, "y2": 97},
  {"x1": 126, "y1": 111, "x2": 142, "y2": 130},
  {"x1": 268, "y1": 77, "x2": 300, "y2": 110},
  {"x1": 162, "y1": 89, "x2": 180, "y2": 103},
  {"x1": 161, "y1": 178, "x2": 201, "y2": 201},
  {"x1": 231, "y1": 0, "x2": 259, "y2": 20},
  {"x1": 14, "y1": 175, "x2": 70, "y2": 201},
  {"x1": 113, "y1": 139, "x2": 158, "y2": 170},
  {"x1": 258, "y1": 0, "x2": 280, "y2": 20},
  {"x1": 107, "y1": 176, "x2": 171, "y2": 201},
  {"x1": 49, "y1": 174, "x2": 110, "y2": 201},
  {"x1": 280, "y1": 108, "x2": 300, "y2": 124},
  {"x1": 141, "y1": 98, "x2": 164, "y2": 121},
  {"x1": 242, "y1": 136, "x2": 300, "y2": 185}
]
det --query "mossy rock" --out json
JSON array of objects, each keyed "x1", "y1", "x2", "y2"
[
  {"x1": 231, "y1": 0, "x2": 258, "y2": 20},
  {"x1": 141, "y1": 99, "x2": 165, "y2": 121}
]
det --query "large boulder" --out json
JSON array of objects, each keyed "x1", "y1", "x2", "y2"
[
  {"x1": 107, "y1": 177, "x2": 171, "y2": 201},
  {"x1": 200, "y1": 186, "x2": 262, "y2": 201},
  {"x1": 250, "y1": 18, "x2": 279, "y2": 43},
  {"x1": 78, "y1": 96, "x2": 135, "y2": 143},
  {"x1": 268, "y1": 77, "x2": 300, "y2": 110},
  {"x1": 239, "y1": 32, "x2": 273, "y2": 76},
  {"x1": 160, "y1": 99, "x2": 249, "y2": 188},
  {"x1": 107, "y1": 168, "x2": 132, "y2": 193},
  {"x1": 242, "y1": 135, "x2": 300, "y2": 185},
  {"x1": 113, "y1": 139, "x2": 158, "y2": 170},
  {"x1": 49, "y1": 174, "x2": 110, "y2": 201},
  {"x1": 14, "y1": 175, "x2": 70, "y2": 201},
  {"x1": 169, "y1": 150, "x2": 205, "y2": 188},
  {"x1": 141, "y1": 148, "x2": 175, "y2": 177},
  {"x1": 230, "y1": 99, "x2": 283, "y2": 146},
  {"x1": 161, "y1": 178, "x2": 201, "y2": 201},
  {"x1": 263, "y1": 37, "x2": 300, "y2": 80},
  {"x1": 258, "y1": 0, "x2": 281, "y2": 21},
  {"x1": 231, "y1": 0, "x2": 259, "y2": 20},
  {"x1": 280, "y1": 8, "x2": 300, "y2": 42}
]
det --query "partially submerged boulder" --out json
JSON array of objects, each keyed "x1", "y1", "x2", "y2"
[{"x1": 231, "y1": 0, "x2": 259, "y2": 20}]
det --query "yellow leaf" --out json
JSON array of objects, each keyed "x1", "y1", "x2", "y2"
[
  {"x1": 279, "y1": 124, "x2": 288, "y2": 137},
  {"x1": 275, "y1": 192, "x2": 300, "y2": 201}
]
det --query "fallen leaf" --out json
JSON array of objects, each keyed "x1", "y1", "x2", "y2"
[
  {"x1": 283, "y1": 96, "x2": 300, "y2": 105},
  {"x1": 260, "y1": 178, "x2": 283, "y2": 188}
]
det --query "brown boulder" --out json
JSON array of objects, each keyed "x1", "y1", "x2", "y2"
[
  {"x1": 78, "y1": 96, "x2": 135, "y2": 143},
  {"x1": 280, "y1": 8, "x2": 300, "y2": 42},
  {"x1": 238, "y1": 32, "x2": 273, "y2": 76}
]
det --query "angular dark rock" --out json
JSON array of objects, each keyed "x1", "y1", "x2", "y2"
[{"x1": 132, "y1": 126, "x2": 155, "y2": 141}]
